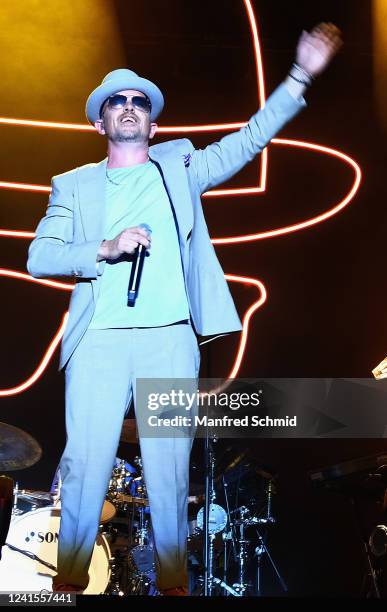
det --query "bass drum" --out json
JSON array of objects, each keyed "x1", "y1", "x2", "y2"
[{"x1": 0, "y1": 506, "x2": 112, "y2": 595}]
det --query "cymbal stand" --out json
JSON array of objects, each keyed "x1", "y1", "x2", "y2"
[
  {"x1": 222, "y1": 475, "x2": 237, "y2": 556},
  {"x1": 202, "y1": 436, "x2": 240, "y2": 597},
  {"x1": 132, "y1": 456, "x2": 150, "y2": 546},
  {"x1": 232, "y1": 506, "x2": 251, "y2": 595},
  {"x1": 203, "y1": 433, "x2": 215, "y2": 596},
  {"x1": 12, "y1": 481, "x2": 18, "y2": 514},
  {"x1": 221, "y1": 475, "x2": 237, "y2": 596},
  {"x1": 229, "y1": 480, "x2": 286, "y2": 596},
  {"x1": 254, "y1": 529, "x2": 287, "y2": 595},
  {"x1": 252, "y1": 481, "x2": 287, "y2": 595}
]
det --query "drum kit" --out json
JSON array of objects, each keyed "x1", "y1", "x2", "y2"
[
  {"x1": 186, "y1": 437, "x2": 287, "y2": 597},
  {"x1": 0, "y1": 420, "x2": 286, "y2": 596},
  {"x1": 0, "y1": 420, "x2": 155, "y2": 595}
]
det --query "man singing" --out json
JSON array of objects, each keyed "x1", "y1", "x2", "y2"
[{"x1": 27, "y1": 23, "x2": 342, "y2": 595}]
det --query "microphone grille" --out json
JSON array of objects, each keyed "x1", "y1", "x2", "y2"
[{"x1": 139, "y1": 223, "x2": 152, "y2": 235}]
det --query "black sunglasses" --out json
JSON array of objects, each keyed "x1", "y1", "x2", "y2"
[{"x1": 100, "y1": 94, "x2": 152, "y2": 117}]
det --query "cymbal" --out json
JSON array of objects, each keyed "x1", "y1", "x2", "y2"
[
  {"x1": 0, "y1": 422, "x2": 42, "y2": 471},
  {"x1": 120, "y1": 419, "x2": 138, "y2": 444}
]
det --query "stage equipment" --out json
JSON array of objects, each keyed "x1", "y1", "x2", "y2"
[{"x1": 0, "y1": 422, "x2": 42, "y2": 471}]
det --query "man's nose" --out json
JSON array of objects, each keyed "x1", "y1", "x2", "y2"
[{"x1": 124, "y1": 98, "x2": 134, "y2": 111}]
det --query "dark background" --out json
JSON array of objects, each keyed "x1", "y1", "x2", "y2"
[{"x1": 1, "y1": 0, "x2": 387, "y2": 597}]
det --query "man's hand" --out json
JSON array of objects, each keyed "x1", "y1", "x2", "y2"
[
  {"x1": 296, "y1": 22, "x2": 343, "y2": 78},
  {"x1": 97, "y1": 226, "x2": 151, "y2": 262}
]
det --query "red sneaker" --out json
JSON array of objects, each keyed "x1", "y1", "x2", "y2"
[
  {"x1": 159, "y1": 586, "x2": 189, "y2": 596},
  {"x1": 52, "y1": 583, "x2": 84, "y2": 594}
]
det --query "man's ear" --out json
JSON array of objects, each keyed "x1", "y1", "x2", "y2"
[
  {"x1": 149, "y1": 122, "x2": 158, "y2": 140},
  {"x1": 94, "y1": 119, "x2": 106, "y2": 135}
]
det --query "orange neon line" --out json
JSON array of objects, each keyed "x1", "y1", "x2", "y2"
[
  {"x1": 0, "y1": 120, "x2": 267, "y2": 197},
  {"x1": 0, "y1": 0, "x2": 362, "y2": 396},
  {"x1": 0, "y1": 117, "x2": 94, "y2": 131},
  {"x1": 0, "y1": 138, "x2": 360, "y2": 240},
  {"x1": 205, "y1": 185, "x2": 265, "y2": 197},
  {"x1": 0, "y1": 268, "x2": 73, "y2": 291},
  {"x1": 225, "y1": 274, "x2": 267, "y2": 378},
  {"x1": 0, "y1": 181, "x2": 50, "y2": 193},
  {"x1": 0, "y1": 1, "x2": 267, "y2": 199},
  {"x1": 0, "y1": 155, "x2": 267, "y2": 197},
  {"x1": 0, "y1": 116, "x2": 247, "y2": 132},
  {"x1": 204, "y1": 146, "x2": 268, "y2": 197},
  {"x1": 243, "y1": 0, "x2": 266, "y2": 107},
  {"x1": 0, "y1": 117, "x2": 269, "y2": 134},
  {"x1": 211, "y1": 138, "x2": 362, "y2": 244},
  {"x1": 0, "y1": 230, "x2": 35, "y2": 238},
  {"x1": 0, "y1": 274, "x2": 264, "y2": 394},
  {"x1": 0, "y1": 312, "x2": 68, "y2": 397},
  {"x1": 159, "y1": 123, "x2": 245, "y2": 133}
]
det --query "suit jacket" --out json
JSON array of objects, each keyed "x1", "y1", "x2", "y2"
[{"x1": 27, "y1": 83, "x2": 305, "y2": 370}]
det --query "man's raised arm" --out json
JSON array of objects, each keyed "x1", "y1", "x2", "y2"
[{"x1": 191, "y1": 23, "x2": 343, "y2": 194}]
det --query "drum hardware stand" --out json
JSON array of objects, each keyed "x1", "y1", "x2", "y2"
[
  {"x1": 132, "y1": 456, "x2": 150, "y2": 547},
  {"x1": 221, "y1": 476, "x2": 238, "y2": 596},
  {"x1": 229, "y1": 480, "x2": 287, "y2": 596},
  {"x1": 12, "y1": 481, "x2": 18, "y2": 514},
  {"x1": 222, "y1": 476, "x2": 237, "y2": 559},
  {"x1": 108, "y1": 551, "x2": 126, "y2": 596},
  {"x1": 254, "y1": 479, "x2": 286, "y2": 596},
  {"x1": 232, "y1": 506, "x2": 251, "y2": 595},
  {"x1": 253, "y1": 526, "x2": 287, "y2": 596},
  {"x1": 125, "y1": 455, "x2": 157, "y2": 596},
  {"x1": 134, "y1": 501, "x2": 150, "y2": 553},
  {"x1": 202, "y1": 434, "x2": 240, "y2": 597},
  {"x1": 203, "y1": 432, "x2": 214, "y2": 596}
]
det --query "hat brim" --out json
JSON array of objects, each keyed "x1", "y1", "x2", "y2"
[{"x1": 86, "y1": 75, "x2": 164, "y2": 124}]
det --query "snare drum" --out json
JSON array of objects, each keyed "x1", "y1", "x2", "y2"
[{"x1": 0, "y1": 506, "x2": 112, "y2": 594}]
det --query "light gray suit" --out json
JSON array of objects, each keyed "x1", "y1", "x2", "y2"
[{"x1": 27, "y1": 83, "x2": 305, "y2": 591}]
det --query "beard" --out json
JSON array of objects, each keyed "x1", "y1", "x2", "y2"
[
  {"x1": 108, "y1": 123, "x2": 148, "y2": 144},
  {"x1": 115, "y1": 132, "x2": 142, "y2": 143}
]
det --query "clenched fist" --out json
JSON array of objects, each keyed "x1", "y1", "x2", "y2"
[
  {"x1": 97, "y1": 226, "x2": 151, "y2": 262},
  {"x1": 296, "y1": 22, "x2": 343, "y2": 78}
]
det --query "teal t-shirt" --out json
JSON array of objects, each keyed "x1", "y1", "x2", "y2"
[{"x1": 89, "y1": 161, "x2": 190, "y2": 328}]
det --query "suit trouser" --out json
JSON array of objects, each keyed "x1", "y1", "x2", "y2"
[{"x1": 54, "y1": 323, "x2": 200, "y2": 590}]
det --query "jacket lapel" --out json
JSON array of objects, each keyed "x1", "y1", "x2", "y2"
[
  {"x1": 77, "y1": 158, "x2": 107, "y2": 241},
  {"x1": 149, "y1": 148, "x2": 193, "y2": 247}
]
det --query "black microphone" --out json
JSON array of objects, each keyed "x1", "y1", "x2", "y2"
[{"x1": 127, "y1": 223, "x2": 152, "y2": 307}]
